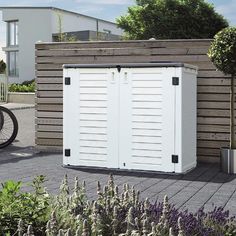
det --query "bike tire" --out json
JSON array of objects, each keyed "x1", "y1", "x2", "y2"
[{"x1": 0, "y1": 106, "x2": 18, "y2": 149}]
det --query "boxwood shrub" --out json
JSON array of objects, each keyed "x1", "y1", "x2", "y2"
[{"x1": 8, "y1": 79, "x2": 35, "y2": 92}]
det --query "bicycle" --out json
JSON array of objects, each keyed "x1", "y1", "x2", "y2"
[{"x1": 0, "y1": 106, "x2": 18, "y2": 148}]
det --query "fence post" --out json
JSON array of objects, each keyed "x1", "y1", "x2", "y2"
[{"x1": 0, "y1": 74, "x2": 7, "y2": 102}]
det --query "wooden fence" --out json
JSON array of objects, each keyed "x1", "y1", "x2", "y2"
[{"x1": 35, "y1": 39, "x2": 231, "y2": 163}]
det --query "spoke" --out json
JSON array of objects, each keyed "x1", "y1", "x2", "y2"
[{"x1": 0, "y1": 109, "x2": 16, "y2": 146}]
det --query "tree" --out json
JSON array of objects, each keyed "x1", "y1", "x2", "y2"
[
  {"x1": 116, "y1": 0, "x2": 229, "y2": 39},
  {"x1": 208, "y1": 27, "x2": 236, "y2": 149},
  {"x1": 55, "y1": 11, "x2": 76, "y2": 42},
  {"x1": 0, "y1": 60, "x2": 6, "y2": 74}
]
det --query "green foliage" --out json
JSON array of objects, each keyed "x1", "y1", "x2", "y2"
[
  {"x1": 0, "y1": 60, "x2": 6, "y2": 73},
  {"x1": 116, "y1": 0, "x2": 229, "y2": 39},
  {"x1": 0, "y1": 176, "x2": 51, "y2": 235},
  {"x1": 208, "y1": 27, "x2": 236, "y2": 76},
  {"x1": 208, "y1": 27, "x2": 236, "y2": 149},
  {"x1": 8, "y1": 81, "x2": 35, "y2": 92}
]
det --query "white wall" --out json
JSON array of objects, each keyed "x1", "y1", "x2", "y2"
[
  {"x1": 51, "y1": 9, "x2": 123, "y2": 36},
  {"x1": 0, "y1": 41, "x2": 5, "y2": 61},
  {"x1": 0, "y1": 12, "x2": 6, "y2": 62},
  {"x1": 2, "y1": 8, "x2": 52, "y2": 83}
]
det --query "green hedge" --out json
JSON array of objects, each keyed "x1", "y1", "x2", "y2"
[{"x1": 8, "y1": 80, "x2": 35, "y2": 92}]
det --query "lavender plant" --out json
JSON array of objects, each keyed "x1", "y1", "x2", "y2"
[
  {"x1": 1, "y1": 175, "x2": 236, "y2": 236},
  {"x1": 41, "y1": 175, "x2": 236, "y2": 236}
]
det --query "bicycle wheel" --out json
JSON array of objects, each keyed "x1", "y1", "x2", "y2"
[{"x1": 0, "y1": 106, "x2": 18, "y2": 148}]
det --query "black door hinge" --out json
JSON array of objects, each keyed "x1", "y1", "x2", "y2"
[
  {"x1": 65, "y1": 77, "x2": 71, "y2": 85},
  {"x1": 65, "y1": 149, "x2": 71, "y2": 157},
  {"x1": 172, "y1": 77, "x2": 179, "y2": 85},
  {"x1": 172, "y1": 155, "x2": 178, "y2": 163}
]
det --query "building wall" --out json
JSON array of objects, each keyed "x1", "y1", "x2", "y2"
[
  {"x1": 53, "y1": 30, "x2": 121, "y2": 41},
  {"x1": 96, "y1": 20, "x2": 123, "y2": 36},
  {"x1": 1, "y1": 8, "x2": 123, "y2": 83},
  {"x1": 2, "y1": 8, "x2": 52, "y2": 83},
  {"x1": 51, "y1": 9, "x2": 123, "y2": 37}
]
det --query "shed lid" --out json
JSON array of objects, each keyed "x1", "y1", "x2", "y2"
[{"x1": 63, "y1": 62, "x2": 197, "y2": 70}]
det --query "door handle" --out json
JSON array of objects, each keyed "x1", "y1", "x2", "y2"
[
  {"x1": 124, "y1": 72, "x2": 128, "y2": 84},
  {"x1": 111, "y1": 72, "x2": 115, "y2": 84}
]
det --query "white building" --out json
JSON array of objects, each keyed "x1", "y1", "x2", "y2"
[{"x1": 0, "y1": 7, "x2": 123, "y2": 83}]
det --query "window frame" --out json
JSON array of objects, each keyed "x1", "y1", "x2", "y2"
[
  {"x1": 7, "y1": 51, "x2": 19, "y2": 77},
  {"x1": 7, "y1": 21, "x2": 18, "y2": 46}
]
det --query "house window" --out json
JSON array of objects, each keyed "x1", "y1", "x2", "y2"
[
  {"x1": 7, "y1": 21, "x2": 18, "y2": 46},
  {"x1": 8, "y1": 51, "x2": 19, "y2": 77}
]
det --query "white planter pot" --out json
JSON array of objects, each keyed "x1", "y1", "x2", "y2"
[
  {"x1": 7, "y1": 92, "x2": 35, "y2": 104},
  {"x1": 220, "y1": 148, "x2": 236, "y2": 174}
]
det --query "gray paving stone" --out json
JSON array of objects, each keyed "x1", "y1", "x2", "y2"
[
  {"x1": 170, "y1": 167, "x2": 220, "y2": 208},
  {"x1": 1, "y1": 108, "x2": 236, "y2": 215}
]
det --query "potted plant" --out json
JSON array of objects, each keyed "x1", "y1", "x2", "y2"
[{"x1": 208, "y1": 27, "x2": 236, "y2": 173}]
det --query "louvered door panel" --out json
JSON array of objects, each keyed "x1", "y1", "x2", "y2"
[
  {"x1": 119, "y1": 68, "x2": 175, "y2": 172},
  {"x1": 79, "y1": 72, "x2": 107, "y2": 163},
  {"x1": 63, "y1": 68, "x2": 118, "y2": 167}
]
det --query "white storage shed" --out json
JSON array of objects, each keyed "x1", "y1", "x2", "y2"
[{"x1": 63, "y1": 63, "x2": 197, "y2": 173}]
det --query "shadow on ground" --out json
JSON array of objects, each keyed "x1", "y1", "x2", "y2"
[{"x1": 1, "y1": 145, "x2": 234, "y2": 184}]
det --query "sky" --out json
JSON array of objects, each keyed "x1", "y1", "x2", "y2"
[{"x1": 0, "y1": 0, "x2": 236, "y2": 60}]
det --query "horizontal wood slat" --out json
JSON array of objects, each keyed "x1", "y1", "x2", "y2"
[
  {"x1": 197, "y1": 124, "x2": 229, "y2": 133},
  {"x1": 197, "y1": 78, "x2": 230, "y2": 86},
  {"x1": 36, "y1": 98, "x2": 63, "y2": 104},
  {"x1": 36, "y1": 61, "x2": 217, "y2": 70},
  {"x1": 197, "y1": 101, "x2": 230, "y2": 109},
  {"x1": 36, "y1": 118, "x2": 63, "y2": 125},
  {"x1": 36, "y1": 145, "x2": 62, "y2": 152},
  {"x1": 36, "y1": 77, "x2": 62, "y2": 83},
  {"x1": 37, "y1": 84, "x2": 63, "y2": 91},
  {"x1": 36, "y1": 55, "x2": 210, "y2": 64},
  {"x1": 36, "y1": 104, "x2": 63, "y2": 111},
  {"x1": 37, "y1": 125, "x2": 63, "y2": 132},
  {"x1": 197, "y1": 148, "x2": 220, "y2": 156},
  {"x1": 197, "y1": 132, "x2": 229, "y2": 141},
  {"x1": 197, "y1": 140, "x2": 229, "y2": 148},
  {"x1": 36, "y1": 138, "x2": 63, "y2": 146},
  {"x1": 37, "y1": 91, "x2": 62, "y2": 98},
  {"x1": 197, "y1": 109, "x2": 229, "y2": 117},
  {"x1": 37, "y1": 111, "x2": 63, "y2": 118},
  {"x1": 198, "y1": 155, "x2": 220, "y2": 163},
  {"x1": 197, "y1": 117, "x2": 230, "y2": 125},
  {"x1": 198, "y1": 86, "x2": 230, "y2": 94},
  {"x1": 36, "y1": 47, "x2": 197, "y2": 57},
  {"x1": 36, "y1": 69, "x2": 228, "y2": 78},
  {"x1": 36, "y1": 131, "x2": 62, "y2": 139},
  {"x1": 35, "y1": 39, "x2": 231, "y2": 163},
  {"x1": 36, "y1": 39, "x2": 212, "y2": 50}
]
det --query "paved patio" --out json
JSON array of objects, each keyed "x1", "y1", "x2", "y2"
[{"x1": 0, "y1": 107, "x2": 236, "y2": 215}]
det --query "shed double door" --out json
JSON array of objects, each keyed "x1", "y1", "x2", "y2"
[{"x1": 64, "y1": 67, "x2": 178, "y2": 172}]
